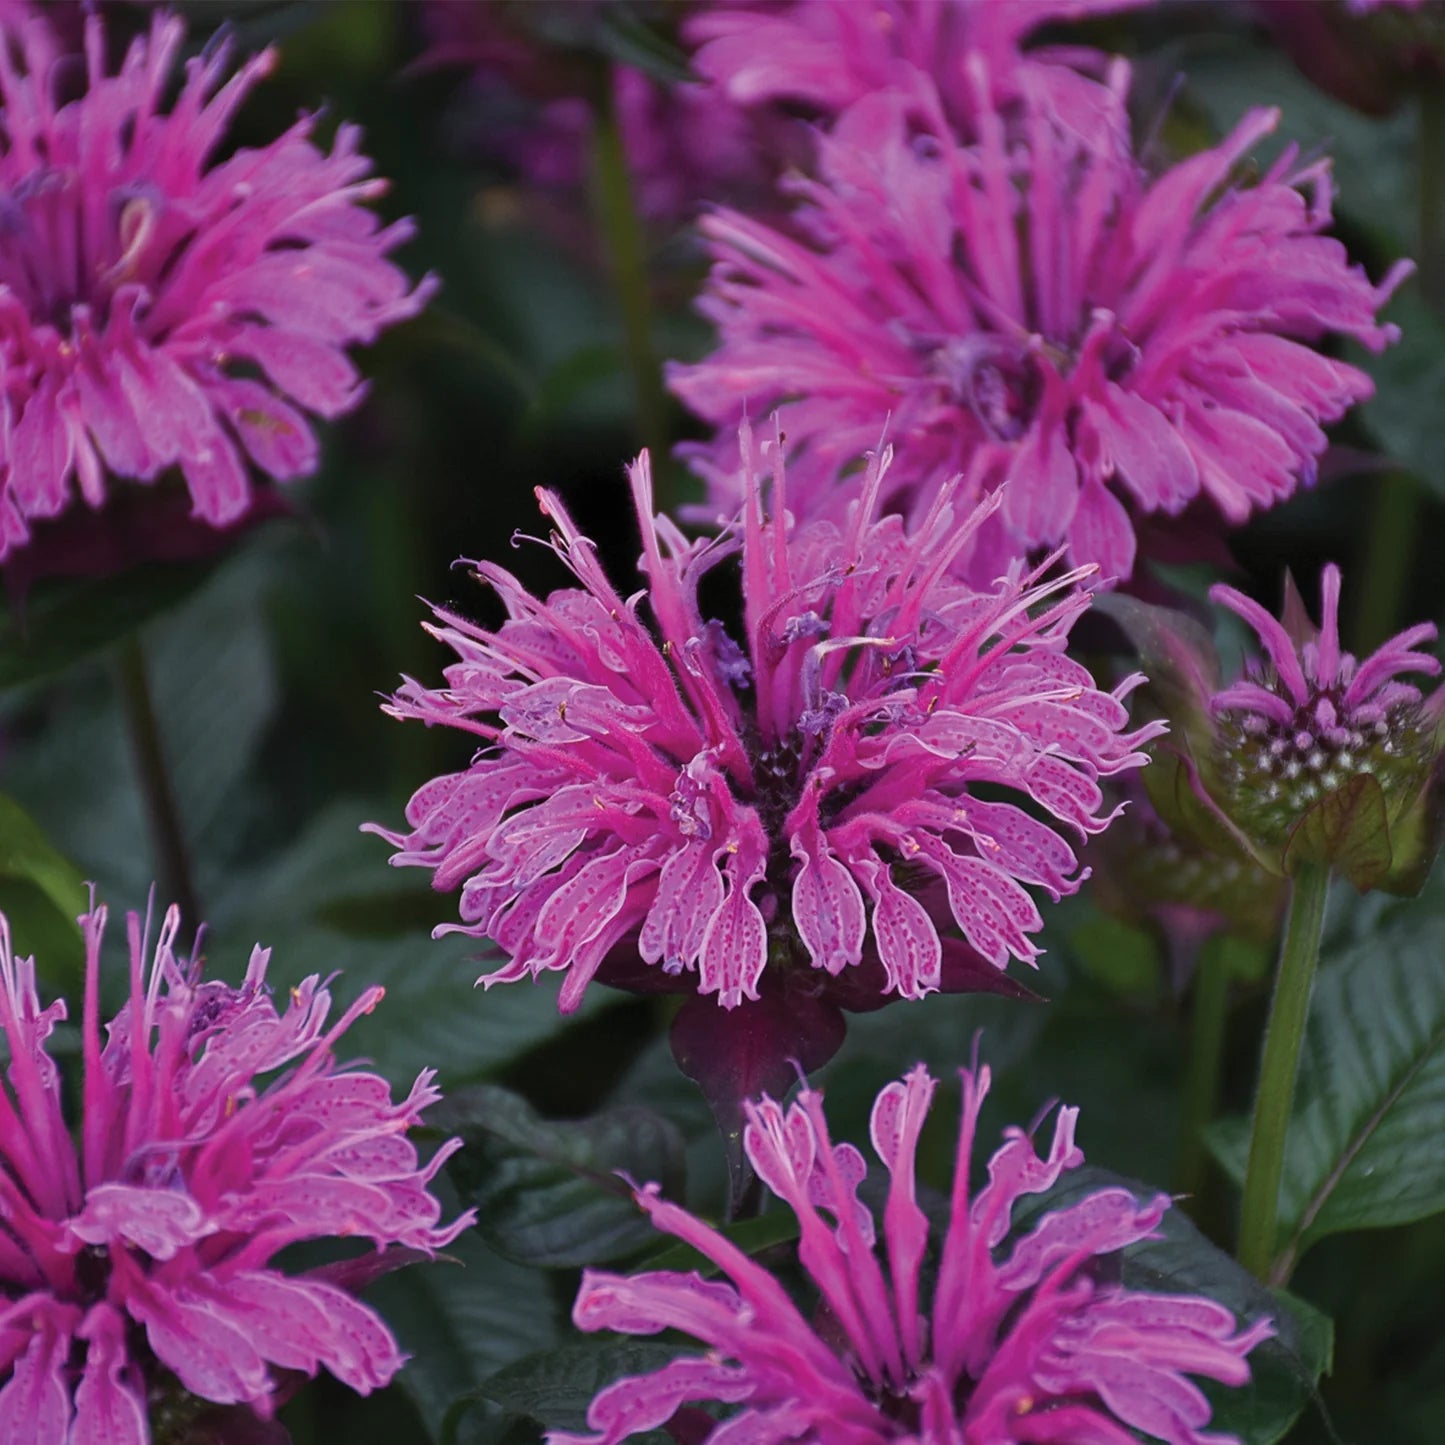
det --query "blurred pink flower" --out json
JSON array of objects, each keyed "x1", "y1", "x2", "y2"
[
  {"x1": 368, "y1": 427, "x2": 1160, "y2": 1012},
  {"x1": 420, "y1": 0, "x2": 772, "y2": 226},
  {"x1": 0, "y1": 11, "x2": 434, "y2": 559},
  {"x1": 688, "y1": 0, "x2": 1145, "y2": 141},
  {"x1": 670, "y1": 75, "x2": 1411, "y2": 583},
  {"x1": 557, "y1": 1060, "x2": 1273, "y2": 1444},
  {"x1": 0, "y1": 895, "x2": 471, "y2": 1441}
]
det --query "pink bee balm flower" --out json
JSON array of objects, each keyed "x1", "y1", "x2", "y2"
[
  {"x1": 0, "y1": 11, "x2": 435, "y2": 559},
  {"x1": 557, "y1": 1061, "x2": 1274, "y2": 1444},
  {"x1": 0, "y1": 896, "x2": 472, "y2": 1441},
  {"x1": 688, "y1": 0, "x2": 1145, "y2": 141},
  {"x1": 670, "y1": 75, "x2": 1412, "y2": 583},
  {"x1": 368, "y1": 428, "x2": 1161, "y2": 1011}
]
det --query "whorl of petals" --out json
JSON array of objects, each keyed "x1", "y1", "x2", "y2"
[
  {"x1": 0, "y1": 11, "x2": 434, "y2": 558},
  {"x1": 556, "y1": 1062, "x2": 1273, "y2": 1444},
  {"x1": 369, "y1": 425, "x2": 1161, "y2": 1011},
  {"x1": 0, "y1": 895, "x2": 471, "y2": 1442}
]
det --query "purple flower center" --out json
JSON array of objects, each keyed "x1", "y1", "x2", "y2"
[
  {"x1": 0, "y1": 176, "x2": 166, "y2": 334},
  {"x1": 927, "y1": 334, "x2": 1042, "y2": 441}
]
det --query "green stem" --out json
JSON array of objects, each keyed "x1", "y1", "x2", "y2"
[
  {"x1": 1174, "y1": 938, "x2": 1232, "y2": 1203},
  {"x1": 1354, "y1": 469, "x2": 1421, "y2": 653},
  {"x1": 1237, "y1": 863, "x2": 1330, "y2": 1279},
  {"x1": 589, "y1": 81, "x2": 670, "y2": 499},
  {"x1": 115, "y1": 634, "x2": 200, "y2": 927}
]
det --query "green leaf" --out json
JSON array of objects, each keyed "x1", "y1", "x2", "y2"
[
  {"x1": 1180, "y1": 39, "x2": 1415, "y2": 255},
  {"x1": 0, "y1": 793, "x2": 88, "y2": 988},
  {"x1": 205, "y1": 804, "x2": 610, "y2": 1092},
  {"x1": 481, "y1": 1340, "x2": 686, "y2": 1433},
  {"x1": 1209, "y1": 909, "x2": 1445, "y2": 1277},
  {"x1": 594, "y1": 8, "x2": 692, "y2": 84},
  {"x1": 1025, "y1": 1166, "x2": 1330, "y2": 1445},
  {"x1": 1357, "y1": 294, "x2": 1445, "y2": 498},
  {"x1": 439, "y1": 1084, "x2": 686, "y2": 1268},
  {"x1": 369, "y1": 1227, "x2": 559, "y2": 1445},
  {"x1": 633, "y1": 1208, "x2": 802, "y2": 1278},
  {"x1": 0, "y1": 543, "x2": 282, "y2": 907},
  {"x1": 0, "y1": 555, "x2": 222, "y2": 692}
]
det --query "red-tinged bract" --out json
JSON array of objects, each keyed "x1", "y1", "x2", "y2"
[
  {"x1": 368, "y1": 428, "x2": 1161, "y2": 1012},
  {"x1": 0, "y1": 897, "x2": 472, "y2": 1442},
  {"x1": 0, "y1": 12, "x2": 434, "y2": 559},
  {"x1": 557, "y1": 1061, "x2": 1273, "y2": 1444},
  {"x1": 670, "y1": 72, "x2": 1411, "y2": 583}
]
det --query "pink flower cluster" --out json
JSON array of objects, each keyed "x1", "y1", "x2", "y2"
[
  {"x1": 0, "y1": 11, "x2": 433, "y2": 558},
  {"x1": 672, "y1": 77, "x2": 1409, "y2": 583},
  {"x1": 560, "y1": 1060, "x2": 1273, "y2": 1444},
  {"x1": 0, "y1": 897, "x2": 470, "y2": 1441},
  {"x1": 370, "y1": 428, "x2": 1161, "y2": 1011}
]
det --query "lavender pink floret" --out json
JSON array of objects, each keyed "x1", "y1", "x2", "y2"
[
  {"x1": 0, "y1": 11, "x2": 434, "y2": 558},
  {"x1": 368, "y1": 426, "x2": 1161, "y2": 1011},
  {"x1": 557, "y1": 1061, "x2": 1273, "y2": 1444},
  {"x1": 1211, "y1": 563, "x2": 1440, "y2": 748},
  {"x1": 0, "y1": 896, "x2": 472, "y2": 1442}
]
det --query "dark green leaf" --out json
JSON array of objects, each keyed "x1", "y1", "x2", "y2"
[
  {"x1": 1210, "y1": 909, "x2": 1445, "y2": 1277},
  {"x1": 205, "y1": 805, "x2": 609, "y2": 1092},
  {"x1": 370, "y1": 1228, "x2": 559, "y2": 1445},
  {"x1": 439, "y1": 1084, "x2": 686, "y2": 1268},
  {"x1": 595, "y1": 9, "x2": 692, "y2": 84},
  {"x1": 0, "y1": 556, "x2": 221, "y2": 691},
  {"x1": 632, "y1": 1208, "x2": 802, "y2": 1277},
  {"x1": 1026, "y1": 1166, "x2": 1330, "y2": 1445},
  {"x1": 1357, "y1": 295, "x2": 1445, "y2": 496},
  {"x1": 482, "y1": 1340, "x2": 686, "y2": 1432},
  {"x1": 1181, "y1": 40, "x2": 1414, "y2": 255}
]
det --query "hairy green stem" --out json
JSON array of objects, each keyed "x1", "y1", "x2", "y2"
[
  {"x1": 1174, "y1": 939, "x2": 1232, "y2": 1204},
  {"x1": 1237, "y1": 863, "x2": 1330, "y2": 1279},
  {"x1": 589, "y1": 83, "x2": 670, "y2": 498},
  {"x1": 116, "y1": 633, "x2": 200, "y2": 927}
]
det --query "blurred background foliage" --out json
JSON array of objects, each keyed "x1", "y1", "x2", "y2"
[{"x1": 2, "y1": 1, "x2": 1445, "y2": 1442}]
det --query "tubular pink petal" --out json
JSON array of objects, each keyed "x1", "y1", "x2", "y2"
[{"x1": 561, "y1": 1062, "x2": 1269, "y2": 1442}]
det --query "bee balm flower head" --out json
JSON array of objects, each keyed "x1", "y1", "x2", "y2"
[
  {"x1": 369, "y1": 425, "x2": 1162, "y2": 1014},
  {"x1": 0, "y1": 11, "x2": 435, "y2": 559},
  {"x1": 670, "y1": 73, "x2": 1411, "y2": 584},
  {"x1": 1209, "y1": 565, "x2": 1443, "y2": 887},
  {"x1": 0, "y1": 896, "x2": 471, "y2": 1440},
  {"x1": 556, "y1": 1061, "x2": 1273, "y2": 1444}
]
